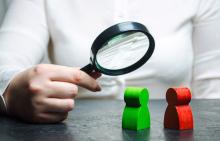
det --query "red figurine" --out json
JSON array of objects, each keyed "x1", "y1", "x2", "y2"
[{"x1": 164, "y1": 87, "x2": 194, "y2": 130}]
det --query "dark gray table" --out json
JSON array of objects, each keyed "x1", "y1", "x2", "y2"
[{"x1": 0, "y1": 99, "x2": 220, "y2": 141}]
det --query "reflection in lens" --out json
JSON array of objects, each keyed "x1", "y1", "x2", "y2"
[{"x1": 96, "y1": 32, "x2": 150, "y2": 70}]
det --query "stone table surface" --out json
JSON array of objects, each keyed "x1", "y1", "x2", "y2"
[{"x1": 0, "y1": 99, "x2": 220, "y2": 141}]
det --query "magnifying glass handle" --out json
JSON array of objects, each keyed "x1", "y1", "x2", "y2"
[{"x1": 80, "y1": 64, "x2": 94, "y2": 74}]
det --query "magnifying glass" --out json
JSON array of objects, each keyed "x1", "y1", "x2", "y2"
[{"x1": 81, "y1": 22, "x2": 155, "y2": 76}]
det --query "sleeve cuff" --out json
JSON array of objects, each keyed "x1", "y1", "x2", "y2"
[
  {"x1": 0, "y1": 66, "x2": 24, "y2": 114},
  {"x1": 0, "y1": 95, "x2": 7, "y2": 115}
]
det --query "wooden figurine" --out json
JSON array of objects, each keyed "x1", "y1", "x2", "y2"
[
  {"x1": 164, "y1": 87, "x2": 194, "y2": 130},
  {"x1": 122, "y1": 87, "x2": 150, "y2": 130}
]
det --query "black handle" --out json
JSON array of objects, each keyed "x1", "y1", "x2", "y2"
[{"x1": 80, "y1": 64, "x2": 94, "y2": 74}]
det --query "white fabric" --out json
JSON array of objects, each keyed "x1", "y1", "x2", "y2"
[{"x1": 0, "y1": 0, "x2": 220, "y2": 100}]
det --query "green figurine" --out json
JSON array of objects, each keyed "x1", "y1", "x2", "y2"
[{"x1": 122, "y1": 87, "x2": 150, "y2": 130}]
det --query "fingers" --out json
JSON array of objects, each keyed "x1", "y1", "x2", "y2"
[
  {"x1": 47, "y1": 65, "x2": 101, "y2": 92},
  {"x1": 72, "y1": 70, "x2": 101, "y2": 91},
  {"x1": 42, "y1": 98, "x2": 74, "y2": 113},
  {"x1": 33, "y1": 98, "x2": 73, "y2": 123},
  {"x1": 45, "y1": 81, "x2": 78, "y2": 99},
  {"x1": 34, "y1": 112, "x2": 68, "y2": 123}
]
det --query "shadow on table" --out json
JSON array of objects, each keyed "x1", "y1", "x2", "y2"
[
  {"x1": 122, "y1": 129, "x2": 150, "y2": 141},
  {"x1": 163, "y1": 129, "x2": 194, "y2": 141},
  {"x1": 0, "y1": 117, "x2": 76, "y2": 141}
]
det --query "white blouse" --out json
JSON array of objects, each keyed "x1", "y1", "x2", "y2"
[{"x1": 0, "y1": 0, "x2": 220, "y2": 101}]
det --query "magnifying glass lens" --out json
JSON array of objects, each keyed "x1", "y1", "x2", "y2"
[{"x1": 96, "y1": 32, "x2": 150, "y2": 70}]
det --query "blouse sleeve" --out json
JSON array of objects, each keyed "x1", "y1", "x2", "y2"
[
  {"x1": 0, "y1": 0, "x2": 7, "y2": 26},
  {"x1": 192, "y1": 0, "x2": 220, "y2": 98},
  {"x1": 0, "y1": 0, "x2": 49, "y2": 98}
]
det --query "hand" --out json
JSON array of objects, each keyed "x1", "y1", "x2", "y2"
[{"x1": 3, "y1": 64, "x2": 101, "y2": 123}]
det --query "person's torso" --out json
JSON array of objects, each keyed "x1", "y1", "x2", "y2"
[{"x1": 45, "y1": 0, "x2": 197, "y2": 99}]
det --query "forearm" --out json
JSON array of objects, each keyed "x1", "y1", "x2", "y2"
[{"x1": 0, "y1": 0, "x2": 49, "y2": 114}]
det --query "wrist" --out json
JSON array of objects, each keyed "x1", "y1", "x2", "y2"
[{"x1": 0, "y1": 94, "x2": 7, "y2": 115}]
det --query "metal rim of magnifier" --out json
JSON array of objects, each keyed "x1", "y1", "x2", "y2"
[{"x1": 90, "y1": 21, "x2": 155, "y2": 76}]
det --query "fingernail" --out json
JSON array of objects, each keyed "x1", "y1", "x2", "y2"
[{"x1": 96, "y1": 84, "x2": 101, "y2": 91}]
